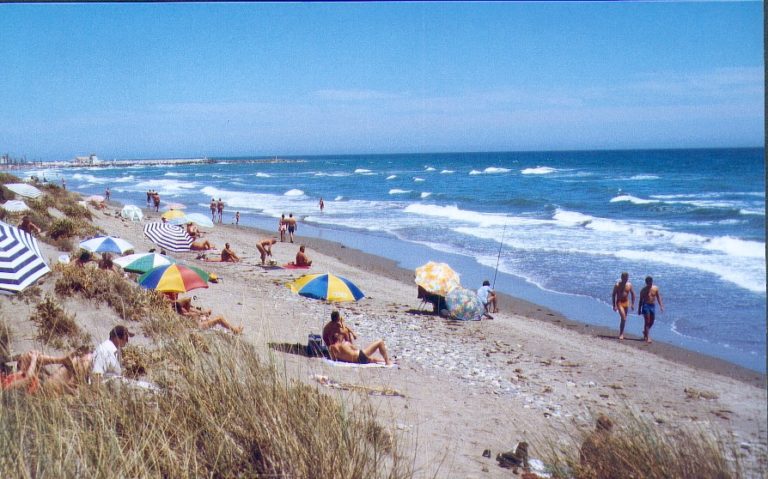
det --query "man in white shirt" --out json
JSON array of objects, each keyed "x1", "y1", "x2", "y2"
[
  {"x1": 477, "y1": 280, "x2": 498, "y2": 319},
  {"x1": 91, "y1": 325, "x2": 134, "y2": 378}
]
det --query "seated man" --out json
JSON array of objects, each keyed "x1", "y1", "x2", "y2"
[
  {"x1": 98, "y1": 253, "x2": 116, "y2": 271},
  {"x1": 255, "y1": 238, "x2": 277, "y2": 265},
  {"x1": 190, "y1": 239, "x2": 215, "y2": 251},
  {"x1": 205, "y1": 242, "x2": 240, "y2": 263},
  {"x1": 477, "y1": 280, "x2": 498, "y2": 318},
  {"x1": 294, "y1": 245, "x2": 312, "y2": 266},
  {"x1": 322, "y1": 310, "x2": 356, "y2": 347},
  {"x1": 18, "y1": 215, "x2": 42, "y2": 236},
  {"x1": 2, "y1": 349, "x2": 93, "y2": 395},
  {"x1": 328, "y1": 332, "x2": 392, "y2": 366}
]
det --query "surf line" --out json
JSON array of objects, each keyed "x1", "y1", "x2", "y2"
[{"x1": 492, "y1": 223, "x2": 506, "y2": 289}]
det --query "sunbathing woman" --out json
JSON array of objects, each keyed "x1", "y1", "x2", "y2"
[
  {"x1": 166, "y1": 293, "x2": 243, "y2": 334},
  {"x1": 1, "y1": 349, "x2": 93, "y2": 395}
]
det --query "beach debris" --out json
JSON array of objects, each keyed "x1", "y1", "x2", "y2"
[
  {"x1": 482, "y1": 448, "x2": 491, "y2": 458},
  {"x1": 496, "y1": 441, "x2": 529, "y2": 469},
  {"x1": 312, "y1": 374, "x2": 404, "y2": 397}
]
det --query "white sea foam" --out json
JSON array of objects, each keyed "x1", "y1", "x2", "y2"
[
  {"x1": 389, "y1": 189, "x2": 411, "y2": 195},
  {"x1": 413, "y1": 177, "x2": 425, "y2": 182},
  {"x1": 469, "y1": 170, "x2": 482, "y2": 175},
  {"x1": 629, "y1": 175, "x2": 659, "y2": 180},
  {"x1": 440, "y1": 170, "x2": 455, "y2": 174},
  {"x1": 133, "y1": 178, "x2": 199, "y2": 194},
  {"x1": 71, "y1": 173, "x2": 106, "y2": 184},
  {"x1": 740, "y1": 208, "x2": 765, "y2": 216},
  {"x1": 164, "y1": 172, "x2": 184, "y2": 177},
  {"x1": 315, "y1": 172, "x2": 349, "y2": 177},
  {"x1": 521, "y1": 166, "x2": 556, "y2": 175},
  {"x1": 483, "y1": 167, "x2": 511, "y2": 174},
  {"x1": 424, "y1": 167, "x2": 436, "y2": 172},
  {"x1": 610, "y1": 194, "x2": 659, "y2": 205},
  {"x1": 386, "y1": 175, "x2": 397, "y2": 180},
  {"x1": 334, "y1": 196, "x2": 344, "y2": 201},
  {"x1": 255, "y1": 172, "x2": 271, "y2": 178},
  {"x1": 284, "y1": 189, "x2": 304, "y2": 197},
  {"x1": 112, "y1": 175, "x2": 136, "y2": 183},
  {"x1": 703, "y1": 236, "x2": 765, "y2": 259},
  {"x1": 404, "y1": 204, "x2": 511, "y2": 227},
  {"x1": 355, "y1": 168, "x2": 373, "y2": 174},
  {"x1": 420, "y1": 192, "x2": 432, "y2": 199}
]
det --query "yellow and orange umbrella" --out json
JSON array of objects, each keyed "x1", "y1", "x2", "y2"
[{"x1": 414, "y1": 261, "x2": 460, "y2": 296}]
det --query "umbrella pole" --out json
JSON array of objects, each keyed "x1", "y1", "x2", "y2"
[{"x1": 492, "y1": 223, "x2": 506, "y2": 289}]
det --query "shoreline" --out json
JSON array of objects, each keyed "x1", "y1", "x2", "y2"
[{"x1": 235, "y1": 223, "x2": 766, "y2": 389}]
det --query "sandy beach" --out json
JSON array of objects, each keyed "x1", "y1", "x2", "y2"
[{"x1": 5, "y1": 202, "x2": 767, "y2": 477}]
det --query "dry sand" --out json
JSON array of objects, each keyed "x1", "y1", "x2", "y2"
[{"x1": 5, "y1": 203, "x2": 767, "y2": 478}]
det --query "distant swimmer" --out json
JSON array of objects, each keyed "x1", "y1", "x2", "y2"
[
  {"x1": 235, "y1": 211, "x2": 240, "y2": 226},
  {"x1": 611, "y1": 272, "x2": 635, "y2": 340},
  {"x1": 210, "y1": 197, "x2": 217, "y2": 221},
  {"x1": 319, "y1": 197, "x2": 324, "y2": 212},
  {"x1": 216, "y1": 198, "x2": 224, "y2": 224},
  {"x1": 638, "y1": 276, "x2": 664, "y2": 343}
]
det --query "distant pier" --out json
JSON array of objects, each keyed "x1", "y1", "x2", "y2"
[{"x1": 0, "y1": 156, "x2": 307, "y2": 170}]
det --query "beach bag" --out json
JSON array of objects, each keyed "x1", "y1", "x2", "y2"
[{"x1": 306, "y1": 334, "x2": 328, "y2": 358}]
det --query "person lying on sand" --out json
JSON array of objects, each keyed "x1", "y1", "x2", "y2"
[
  {"x1": 255, "y1": 238, "x2": 277, "y2": 265},
  {"x1": 164, "y1": 293, "x2": 242, "y2": 334},
  {"x1": 322, "y1": 310, "x2": 356, "y2": 347},
  {"x1": 18, "y1": 215, "x2": 42, "y2": 236},
  {"x1": 294, "y1": 245, "x2": 312, "y2": 266},
  {"x1": 2, "y1": 349, "x2": 93, "y2": 395},
  {"x1": 204, "y1": 243, "x2": 240, "y2": 263},
  {"x1": 328, "y1": 332, "x2": 392, "y2": 366},
  {"x1": 190, "y1": 239, "x2": 215, "y2": 251},
  {"x1": 186, "y1": 222, "x2": 201, "y2": 239}
]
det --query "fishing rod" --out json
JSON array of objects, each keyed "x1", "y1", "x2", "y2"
[{"x1": 492, "y1": 223, "x2": 507, "y2": 289}]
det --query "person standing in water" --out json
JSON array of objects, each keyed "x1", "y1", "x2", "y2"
[
  {"x1": 638, "y1": 276, "x2": 664, "y2": 343},
  {"x1": 611, "y1": 272, "x2": 635, "y2": 340},
  {"x1": 319, "y1": 197, "x2": 324, "y2": 212}
]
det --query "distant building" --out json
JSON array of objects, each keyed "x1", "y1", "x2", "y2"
[{"x1": 73, "y1": 154, "x2": 100, "y2": 165}]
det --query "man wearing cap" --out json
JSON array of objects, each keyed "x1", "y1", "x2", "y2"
[{"x1": 91, "y1": 326, "x2": 134, "y2": 378}]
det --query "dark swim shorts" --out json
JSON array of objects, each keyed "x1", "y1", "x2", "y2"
[
  {"x1": 641, "y1": 303, "x2": 656, "y2": 315},
  {"x1": 357, "y1": 350, "x2": 370, "y2": 365},
  {"x1": 288, "y1": 226, "x2": 295, "y2": 233}
]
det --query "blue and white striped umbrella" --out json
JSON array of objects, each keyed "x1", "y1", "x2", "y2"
[
  {"x1": 4, "y1": 183, "x2": 42, "y2": 199},
  {"x1": 143, "y1": 223, "x2": 193, "y2": 252},
  {"x1": 79, "y1": 236, "x2": 135, "y2": 254},
  {"x1": 0, "y1": 221, "x2": 51, "y2": 294}
]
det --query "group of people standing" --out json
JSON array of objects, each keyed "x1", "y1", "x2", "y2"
[
  {"x1": 612, "y1": 272, "x2": 665, "y2": 343},
  {"x1": 146, "y1": 190, "x2": 161, "y2": 212},
  {"x1": 209, "y1": 198, "x2": 225, "y2": 223},
  {"x1": 278, "y1": 213, "x2": 298, "y2": 243}
]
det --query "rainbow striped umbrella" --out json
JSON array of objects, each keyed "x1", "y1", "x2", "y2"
[
  {"x1": 288, "y1": 273, "x2": 364, "y2": 302},
  {"x1": 138, "y1": 264, "x2": 209, "y2": 293},
  {"x1": 114, "y1": 253, "x2": 177, "y2": 274}
]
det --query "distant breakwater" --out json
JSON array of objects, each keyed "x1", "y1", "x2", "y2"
[{"x1": 0, "y1": 157, "x2": 307, "y2": 170}]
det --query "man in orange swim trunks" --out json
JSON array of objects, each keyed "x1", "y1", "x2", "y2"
[{"x1": 611, "y1": 272, "x2": 635, "y2": 340}]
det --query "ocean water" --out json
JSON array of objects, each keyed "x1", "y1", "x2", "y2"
[{"x1": 23, "y1": 148, "x2": 766, "y2": 371}]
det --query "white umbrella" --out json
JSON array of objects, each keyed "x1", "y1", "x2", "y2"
[
  {"x1": 4, "y1": 183, "x2": 42, "y2": 199},
  {"x1": 86, "y1": 195, "x2": 105, "y2": 203},
  {"x1": 0, "y1": 220, "x2": 51, "y2": 294},
  {"x1": 120, "y1": 205, "x2": 143, "y2": 222},
  {"x1": 1, "y1": 200, "x2": 30, "y2": 213},
  {"x1": 79, "y1": 236, "x2": 135, "y2": 254},
  {"x1": 168, "y1": 212, "x2": 214, "y2": 228}
]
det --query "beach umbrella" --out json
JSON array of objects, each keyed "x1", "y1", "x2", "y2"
[
  {"x1": 414, "y1": 261, "x2": 461, "y2": 296},
  {"x1": 164, "y1": 202, "x2": 186, "y2": 210},
  {"x1": 79, "y1": 235, "x2": 135, "y2": 254},
  {"x1": 288, "y1": 273, "x2": 365, "y2": 302},
  {"x1": 85, "y1": 195, "x2": 105, "y2": 203},
  {"x1": 120, "y1": 205, "x2": 143, "y2": 222},
  {"x1": 169, "y1": 212, "x2": 214, "y2": 228},
  {"x1": 1, "y1": 200, "x2": 30, "y2": 213},
  {"x1": 445, "y1": 287, "x2": 484, "y2": 321},
  {"x1": 0, "y1": 220, "x2": 51, "y2": 294},
  {"x1": 4, "y1": 183, "x2": 42, "y2": 199},
  {"x1": 138, "y1": 264, "x2": 209, "y2": 293},
  {"x1": 143, "y1": 223, "x2": 193, "y2": 252},
  {"x1": 161, "y1": 209, "x2": 186, "y2": 221},
  {"x1": 113, "y1": 253, "x2": 177, "y2": 274}
]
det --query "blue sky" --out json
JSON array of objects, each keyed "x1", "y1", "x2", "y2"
[{"x1": 0, "y1": 2, "x2": 763, "y2": 160}]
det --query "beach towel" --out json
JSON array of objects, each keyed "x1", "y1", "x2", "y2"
[
  {"x1": 322, "y1": 358, "x2": 396, "y2": 368},
  {"x1": 283, "y1": 263, "x2": 311, "y2": 270}
]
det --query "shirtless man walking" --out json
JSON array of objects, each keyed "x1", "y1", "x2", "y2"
[
  {"x1": 639, "y1": 276, "x2": 664, "y2": 343},
  {"x1": 611, "y1": 272, "x2": 635, "y2": 340}
]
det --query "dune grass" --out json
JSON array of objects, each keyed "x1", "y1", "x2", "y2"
[
  {"x1": 0, "y1": 331, "x2": 412, "y2": 478},
  {"x1": 28, "y1": 295, "x2": 92, "y2": 352},
  {"x1": 542, "y1": 410, "x2": 742, "y2": 479}
]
